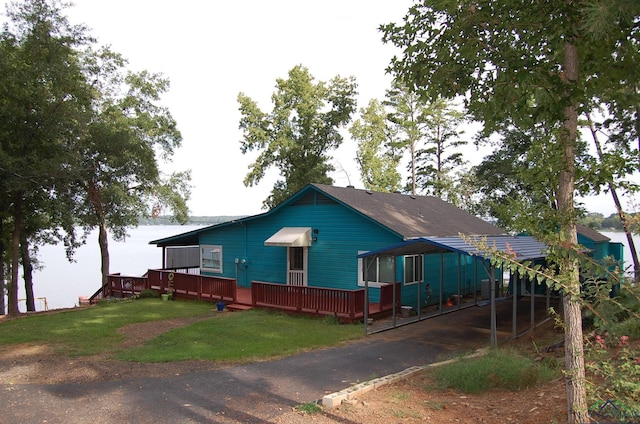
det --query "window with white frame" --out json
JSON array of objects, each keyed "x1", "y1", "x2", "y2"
[
  {"x1": 404, "y1": 254, "x2": 423, "y2": 285},
  {"x1": 201, "y1": 245, "x2": 222, "y2": 273},
  {"x1": 358, "y1": 252, "x2": 395, "y2": 287}
]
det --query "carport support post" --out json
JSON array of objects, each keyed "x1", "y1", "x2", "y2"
[
  {"x1": 392, "y1": 256, "x2": 397, "y2": 328},
  {"x1": 512, "y1": 271, "x2": 518, "y2": 339},
  {"x1": 364, "y1": 257, "x2": 370, "y2": 335},
  {"x1": 439, "y1": 253, "x2": 444, "y2": 313},
  {"x1": 490, "y1": 266, "x2": 497, "y2": 348},
  {"x1": 530, "y1": 277, "x2": 536, "y2": 331}
]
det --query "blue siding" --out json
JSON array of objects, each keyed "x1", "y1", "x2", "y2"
[{"x1": 198, "y1": 200, "x2": 402, "y2": 294}]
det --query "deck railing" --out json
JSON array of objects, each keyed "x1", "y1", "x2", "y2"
[
  {"x1": 147, "y1": 269, "x2": 236, "y2": 302},
  {"x1": 102, "y1": 274, "x2": 148, "y2": 299},
  {"x1": 251, "y1": 281, "x2": 365, "y2": 320},
  {"x1": 91, "y1": 270, "x2": 236, "y2": 304},
  {"x1": 379, "y1": 282, "x2": 402, "y2": 311}
]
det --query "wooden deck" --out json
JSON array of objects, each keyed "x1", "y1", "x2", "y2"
[{"x1": 91, "y1": 270, "x2": 397, "y2": 323}]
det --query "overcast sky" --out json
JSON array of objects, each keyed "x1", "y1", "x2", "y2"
[{"x1": 2, "y1": 0, "x2": 621, "y2": 217}]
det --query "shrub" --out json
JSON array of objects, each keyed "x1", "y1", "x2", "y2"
[
  {"x1": 430, "y1": 349, "x2": 558, "y2": 393},
  {"x1": 139, "y1": 289, "x2": 159, "y2": 299}
]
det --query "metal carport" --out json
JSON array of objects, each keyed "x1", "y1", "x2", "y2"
[{"x1": 358, "y1": 235, "x2": 557, "y2": 347}]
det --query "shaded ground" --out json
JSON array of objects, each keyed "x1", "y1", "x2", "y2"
[{"x1": 0, "y1": 300, "x2": 568, "y2": 423}]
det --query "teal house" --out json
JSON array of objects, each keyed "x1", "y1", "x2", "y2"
[
  {"x1": 577, "y1": 224, "x2": 624, "y2": 265},
  {"x1": 150, "y1": 183, "x2": 508, "y2": 307}
]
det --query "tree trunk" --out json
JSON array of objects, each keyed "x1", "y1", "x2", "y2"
[
  {"x1": 98, "y1": 219, "x2": 110, "y2": 288},
  {"x1": 8, "y1": 196, "x2": 23, "y2": 316},
  {"x1": 88, "y1": 180, "x2": 110, "y2": 288},
  {"x1": 560, "y1": 38, "x2": 589, "y2": 423},
  {"x1": 586, "y1": 113, "x2": 640, "y2": 281},
  {"x1": 20, "y1": 235, "x2": 36, "y2": 312},
  {"x1": 0, "y1": 217, "x2": 6, "y2": 316}
]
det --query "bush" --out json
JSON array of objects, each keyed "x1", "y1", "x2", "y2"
[
  {"x1": 430, "y1": 349, "x2": 558, "y2": 393},
  {"x1": 139, "y1": 289, "x2": 159, "y2": 299},
  {"x1": 585, "y1": 283, "x2": 640, "y2": 418}
]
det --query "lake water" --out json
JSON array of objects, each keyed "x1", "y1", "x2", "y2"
[
  {"x1": 7, "y1": 228, "x2": 638, "y2": 312},
  {"x1": 13, "y1": 225, "x2": 202, "y2": 312}
]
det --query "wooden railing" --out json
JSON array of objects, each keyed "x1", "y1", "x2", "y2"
[
  {"x1": 147, "y1": 269, "x2": 236, "y2": 302},
  {"x1": 251, "y1": 281, "x2": 365, "y2": 320},
  {"x1": 96, "y1": 274, "x2": 148, "y2": 301},
  {"x1": 379, "y1": 282, "x2": 402, "y2": 311},
  {"x1": 91, "y1": 270, "x2": 236, "y2": 303}
]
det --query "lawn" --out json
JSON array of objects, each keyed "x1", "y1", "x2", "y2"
[{"x1": 0, "y1": 299, "x2": 364, "y2": 362}]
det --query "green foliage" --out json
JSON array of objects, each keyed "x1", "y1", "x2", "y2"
[
  {"x1": 117, "y1": 309, "x2": 362, "y2": 362},
  {"x1": 430, "y1": 349, "x2": 558, "y2": 393},
  {"x1": 585, "y1": 284, "x2": 640, "y2": 415},
  {"x1": 295, "y1": 402, "x2": 323, "y2": 415},
  {"x1": 138, "y1": 289, "x2": 159, "y2": 299},
  {"x1": 351, "y1": 80, "x2": 470, "y2": 204},
  {"x1": 350, "y1": 99, "x2": 402, "y2": 192},
  {"x1": 0, "y1": 0, "x2": 191, "y2": 313},
  {"x1": 383, "y1": 2, "x2": 639, "y2": 420},
  {"x1": 238, "y1": 65, "x2": 357, "y2": 209}
]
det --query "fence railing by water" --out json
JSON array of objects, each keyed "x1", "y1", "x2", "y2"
[
  {"x1": 146, "y1": 269, "x2": 236, "y2": 302},
  {"x1": 90, "y1": 270, "x2": 236, "y2": 304}
]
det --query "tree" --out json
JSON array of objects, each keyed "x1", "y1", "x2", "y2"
[
  {"x1": 383, "y1": 79, "x2": 426, "y2": 195},
  {"x1": 352, "y1": 81, "x2": 469, "y2": 201},
  {"x1": 0, "y1": 0, "x2": 190, "y2": 312},
  {"x1": 349, "y1": 99, "x2": 402, "y2": 192},
  {"x1": 0, "y1": 0, "x2": 93, "y2": 315},
  {"x1": 382, "y1": 2, "x2": 639, "y2": 422},
  {"x1": 74, "y1": 46, "x2": 190, "y2": 288},
  {"x1": 238, "y1": 65, "x2": 357, "y2": 209},
  {"x1": 412, "y1": 97, "x2": 468, "y2": 203}
]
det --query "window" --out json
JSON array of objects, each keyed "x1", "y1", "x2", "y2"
[
  {"x1": 289, "y1": 247, "x2": 304, "y2": 271},
  {"x1": 358, "y1": 252, "x2": 395, "y2": 287},
  {"x1": 404, "y1": 254, "x2": 423, "y2": 285},
  {"x1": 201, "y1": 245, "x2": 222, "y2": 273}
]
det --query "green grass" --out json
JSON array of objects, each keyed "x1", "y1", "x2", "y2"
[
  {"x1": 117, "y1": 309, "x2": 363, "y2": 362},
  {"x1": 295, "y1": 402, "x2": 323, "y2": 414},
  {"x1": 0, "y1": 299, "x2": 213, "y2": 356},
  {"x1": 429, "y1": 348, "x2": 559, "y2": 393},
  {"x1": 0, "y1": 299, "x2": 363, "y2": 362}
]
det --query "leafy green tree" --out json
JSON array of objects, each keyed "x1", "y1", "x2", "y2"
[
  {"x1": 383, "y1": 80, "x2": 426, "y2": 195},
  {"x1": 349, "y1": 99, "x2": 402, "y2": 192},
  {"x1": 238, "y1": 65, "x2": 357, "y2": 209},
  {"x1": 579, "y1": 213, "x2": 604, "y2": 230},
  {"x1": 74, "y1": 46, "x2": 190, "y2": 288},
  {"x1": 0, "y1": 0, "x2": 92, "y2": 315},
  {"x1": 382, "y1": 2, "x2": 639, "y2": 421},
  {"x1": 384, "y1": 81, "x2": 469, "y2": 200},
  {"x1": 412, "y1": 97, "x2": 468, "y2": 202},
  {"x1": 0, "y1": 0, "x2": 190, "y2": 312}
]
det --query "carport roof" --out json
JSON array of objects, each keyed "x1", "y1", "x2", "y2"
[{"x1": 357, "y1": 235, "x2": 548, "y2": 262}]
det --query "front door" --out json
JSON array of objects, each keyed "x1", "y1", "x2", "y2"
[{"x1": 287, "y1": 246, "x2": 307, "y2": 286}]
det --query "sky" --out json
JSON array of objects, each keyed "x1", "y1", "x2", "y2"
[{"x1": 2, "y1": 0, "x2": 622, "y2": 217}]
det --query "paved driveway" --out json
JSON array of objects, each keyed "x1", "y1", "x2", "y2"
[{"x1": 0, "y1": 299, "x2": 548, "y2": 423}]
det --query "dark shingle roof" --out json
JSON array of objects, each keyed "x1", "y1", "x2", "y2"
[
  {"x1": 576, "y1": 224, "x2": 611, "y2": 243},
  {"x1": 311, "y1": 184, "x2": 506, "y2": 238}
]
